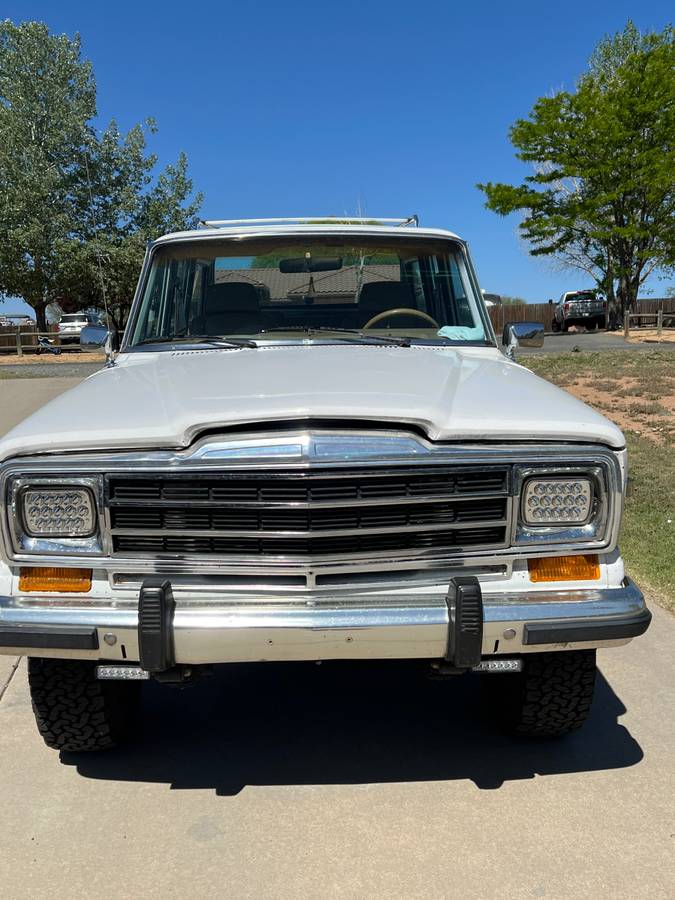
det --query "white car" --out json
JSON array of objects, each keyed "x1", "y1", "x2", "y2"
[
  {"x1": 57, "y1": 311, "x2": 103, "y2": 344},
  {"x1": 0, "y1": 217, "x2": 650, "y2": 752}
]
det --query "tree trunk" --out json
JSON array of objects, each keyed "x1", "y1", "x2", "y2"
[
  {"x1": 605, "y1": 283, "x2": 621, "y2": 330},
  {"x1": 32, "y1": 301, "x2": 48, "y2": 332},
  {"x1": 619, "y1": 272, "x2": 639, "y2": 320}
]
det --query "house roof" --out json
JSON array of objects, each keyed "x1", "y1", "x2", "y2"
[{"x1": 214, "y1": 264, "x2": 401, "y2": 299}]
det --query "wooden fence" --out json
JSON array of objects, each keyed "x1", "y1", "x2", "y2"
[
  {"x1": 487, "y1": 296, "x2": 675, "y2": 335},
  {"x1": 0, "y1": 324, "x2": 59, "y2": 354}
]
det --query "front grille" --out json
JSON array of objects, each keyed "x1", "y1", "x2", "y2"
[{"x1": 107, "y1": 466, "x2": 511, "y2": 560}]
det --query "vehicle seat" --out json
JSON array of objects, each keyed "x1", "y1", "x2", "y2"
[
  {"x1": 200, "y1": 283, "x2": 262, "y2": 335},
  {"x1": 358, "y1": 281, "x2": 420, "y2": 327}
]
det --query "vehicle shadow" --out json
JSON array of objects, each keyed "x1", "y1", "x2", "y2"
[{"x1": 64, "y1": 660, "x2": 643, "y2": 795}]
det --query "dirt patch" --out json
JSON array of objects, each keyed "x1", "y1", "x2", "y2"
[
  {"x1": 0, "y1": 351, "x2": 104, "y2": 366},
  {"x1": 625, "y1": 328, "x2": 675, "y2": 344},
  {"x1": 526, "y1": 351, "x2": 675, "y2": 445},
  {"x1": 563, "y1": 374, "x2": 674, "y2": 443}
]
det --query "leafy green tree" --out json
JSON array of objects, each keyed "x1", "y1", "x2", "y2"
[
  {"x1": 478, "y1": 22, "x2": 674, "y2": 328},
  {"x1": 63, "y1": 123, "x2": 202, "y2": 331},
  {"x1": 0, "y1": 21, "x2": 202, "y2": 331},
  {"x1": 0, "y1": 21, "x2": 95, "y2": 329}
]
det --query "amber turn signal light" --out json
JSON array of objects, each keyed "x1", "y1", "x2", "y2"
[
  {"x1": 19, "y1": 567, "x2": 92, "y2": 593},
  {"x1": 528, "y1": 555, "x2": 600, "y2": 583}
]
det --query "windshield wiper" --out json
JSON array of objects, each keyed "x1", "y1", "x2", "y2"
[
  {"x1": 260, "y1": 326, "x2": 411, "y2": 346},
  {"x1": 134, "y1": 335, "x2": 258, "y2": 349},
  {"x1": 313, "y1": 327, "x2": 411, "y2": 346}
]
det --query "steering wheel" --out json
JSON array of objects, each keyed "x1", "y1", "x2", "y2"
[{"x1": 363, "y1": 308, "x2": 440, "y2": 330}]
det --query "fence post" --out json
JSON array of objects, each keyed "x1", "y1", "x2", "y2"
[
  {"x1": 15, "y1": 330, "x2": 23, "y2": 357},
  {"x1": 657, "y1": 309, "x2": 663, "y2": 338}
]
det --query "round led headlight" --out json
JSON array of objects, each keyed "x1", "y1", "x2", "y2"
[
  {"x1": 522, "y1": 477, "x2": 593, "y2": 526},
  {"x1": 21, "y1": 487, "x2": 96, "y2": 537}
]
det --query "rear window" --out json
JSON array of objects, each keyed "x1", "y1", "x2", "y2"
[{"x1": 60, "y1": 315, "x2": 87, "y2": 323}]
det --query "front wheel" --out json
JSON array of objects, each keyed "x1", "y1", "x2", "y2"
[
  {"x1": 28, "y1": 658, "x2": 141, "y2": 751},
  {"x1": 482, "y1": 650, "x2": 596, "y2": 737}
]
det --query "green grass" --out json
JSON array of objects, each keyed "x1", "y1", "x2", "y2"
[
  {"x1": 524, "y1": 351, "x2": 675, "y2": 610},
  {"x1": 620, "y1": 433, "x2": 675, "y2": 608}
]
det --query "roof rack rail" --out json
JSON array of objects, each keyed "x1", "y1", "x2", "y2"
[{"x1": 198, "y1": 215, "x2": 419, "y2": 228}]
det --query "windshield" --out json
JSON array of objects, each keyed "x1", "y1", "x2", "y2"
[{"x1": 128, "y1": 236, "x2": 490, "y2": 348}]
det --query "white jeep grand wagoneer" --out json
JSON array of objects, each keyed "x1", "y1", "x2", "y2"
[{"x1": 0, "y1": 217, "x2": 650, "y2": 752}]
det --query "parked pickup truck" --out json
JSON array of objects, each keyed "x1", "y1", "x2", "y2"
[
  {"x1": 552, "y1": 290, "x2": 607, "y2": 332},
  {"x1": 0, "y1": 217, "x2": 650, "y2": 753}
]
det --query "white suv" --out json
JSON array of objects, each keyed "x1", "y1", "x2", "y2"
[
  {"x1": 57, "y1": 312, "x2": 103, "y2": 345},
  {"x1": 0, "y1": 217, "x2": 650, "y2": 753}
]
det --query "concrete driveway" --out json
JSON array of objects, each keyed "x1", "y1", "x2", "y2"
[{"x1": 0, "y1": 377, "x2": 673, "y2": 899}]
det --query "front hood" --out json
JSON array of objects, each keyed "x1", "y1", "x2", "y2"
[{"x1": 0, "y1": 345, "x2": 624, "y2": 460}]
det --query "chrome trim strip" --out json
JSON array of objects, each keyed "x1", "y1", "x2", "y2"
[{"x1": 105, "y1": 490, "x2": 509, "y2": 509}]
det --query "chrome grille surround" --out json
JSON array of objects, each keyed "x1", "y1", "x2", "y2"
[{"x1": 0, "y1": 429, "x2": 623, "y2": 591}]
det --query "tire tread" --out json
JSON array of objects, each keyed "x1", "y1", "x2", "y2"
[
  {"x1": 484, "y1": 650, "x2": 596, "y2": 738},
  {"x1": 28, "y1": 658, "x2": 137, "y2": 752}
]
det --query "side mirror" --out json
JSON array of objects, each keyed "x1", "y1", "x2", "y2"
[
  {"x1": 80, "y1": 324, "x2": 109, "y2": 349},
  {"x1": 81, "y1": 324, "x2": 118, "y2": 366},
  {"x1": 502, "y1": 321, "x2": 544, "y2": 359}
]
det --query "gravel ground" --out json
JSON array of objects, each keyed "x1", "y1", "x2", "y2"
[
  {"x1": 0, "y1": 361, "x2": 102, "y2": 379},
  {"x1": 521, "y1": 332, "x2": 675, "y2": 354}
]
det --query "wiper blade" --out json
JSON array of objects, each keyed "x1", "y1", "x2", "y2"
[
  {"x1": 135, "y1": 335, "x2": 257, "y2": 349},
  {"x1": 311, "y1": 327, "x2": 411, "y2": 346},
  {"x1": 260, "y1": 326, "x2": 410, "y2": 346}
]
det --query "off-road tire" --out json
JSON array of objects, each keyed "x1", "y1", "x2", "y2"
[
  {"x1": 551, "y1": 318, "x2": 561, "y2": 333},
  {"x1": 28, "y1": 658, "x2": 141, "y2": 752},
  {"x1": 482, "y1": 650, "x2": 596, "y2": 738}
]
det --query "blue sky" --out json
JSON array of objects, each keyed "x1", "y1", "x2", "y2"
[{"x1": 3, "y1": 0, "x2": 673, "y2": 316}]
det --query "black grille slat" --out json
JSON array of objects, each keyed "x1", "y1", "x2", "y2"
[
  {"x1": 110, "y1": 498, "x2": 508, "y2": 534},
  {"x1": 113, "y1": 526, "x2": 507, "y2": 557},
  {"x1": 108, "y1": 466, "x2": 509, "y2": 559},
  {"x1": 108, "y1": 468, "x2": 508, "y2": 507}
]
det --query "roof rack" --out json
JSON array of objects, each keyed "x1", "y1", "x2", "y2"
[{"x1": 198, "y1": 215, "x2": 419, "y2": 229}]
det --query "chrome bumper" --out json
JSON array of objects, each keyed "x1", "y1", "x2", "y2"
[{"x1": 0, "y1": 579, "x2": 650, "y2": 663}]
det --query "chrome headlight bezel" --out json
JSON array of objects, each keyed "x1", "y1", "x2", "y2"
[
  {"x1": 6, "y1": 475, "x2": 105, "y2": 557},
  {"x1": 513, "y1": 464, "x2": 609, "y2": 547}
]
